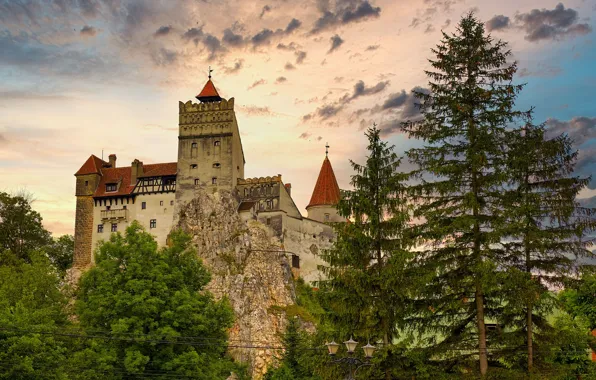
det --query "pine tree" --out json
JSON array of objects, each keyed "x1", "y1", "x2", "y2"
[
  {"x1": 401, "y1": 13, "x2": 524, "y2": 376},
  {"x1": 318, "y1": 126, "x2": 412, "y2": 379},
  {"x1": 500, "y1": 118, "x2": 595, "y2": 371}
]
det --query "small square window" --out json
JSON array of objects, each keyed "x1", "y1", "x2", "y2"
[
  {"x1": 170, "y1": 200, "x2": 174, "y2": 206},
  {"x1": 212, "y1": 177, "x2": 217, "y2": 185},
  {"x1": 142, "y1": 202, "x2": 146, "y2": 210},
  {"x1": 150, "y1": 219, "x2": 156, "y2": 229},
  {"x1": 194, "y1": 179, "x2": 200, "y2": 185},
  {"x1": 111, "y1": 223, "x2": 117, "y2": 232},
  {"x1": 324, "y1": 213, "x2": 330, "y2": 221},
  {"x1": 106, "y1": 183, "x2": 117, "y2": 192},
  {"x1": 106, "y1": 205, "x2": 111, "y2": 211},
  {"x1": 160, "y1": 201, "x2": 163, "y2": 206},
  {"x1": 123, "y1": 205, "x2": 127, "y2": 210},
  {"x1": 97, "y1": 224, "x2": 103, "y2": 233},
  {"x1": 190, "y1": 164, "x2": 198, "y2": 169}
]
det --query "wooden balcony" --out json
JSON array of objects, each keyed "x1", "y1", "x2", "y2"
[{"x1": 101, "y1": 208, "x2": 128, "y2": 221}]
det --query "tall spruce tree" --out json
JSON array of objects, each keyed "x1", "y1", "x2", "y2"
[
  {"x1": 319, "y1": 126, "x2": 412, "y2": 379},
  {"x1": 500, "y1": 118, "x2": 595, "y2": 371},
  {"x1": 402, "y1": 13, "x2": 524, "y2": 376}
]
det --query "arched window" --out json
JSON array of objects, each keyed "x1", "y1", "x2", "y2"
[{"x1": 214, "y1": 141, "x2": 220, "y2": 146}]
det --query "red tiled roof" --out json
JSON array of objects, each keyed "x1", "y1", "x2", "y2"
[
  {"x1": 196, "y1": 79, "x2": 221, "y2": 101},
  {"x1": 75, "y1": 155, "x2": 108, "y2": 176},
  {"x1": 88, "y1": 162, "x2": 177, "y2": 198},
  {"x1": 307, "y1": 157, "x2": 340, "y2": 208}
]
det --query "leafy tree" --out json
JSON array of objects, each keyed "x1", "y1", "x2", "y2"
[
  {"x1": 561, "y1": 272, "x2": 596, "y2": 330},
  {"x1": 0, "y1": 251, "x2": 70, "y2": 379},
  {"x1": 499, "y1": 119, "x2": 595, "y2": 370},
  {"x1": 401, "y1": 13, "x2": 524, "y2": 375},
  {"x1": 318, "y1": 126, "x2": 412, "y2": 379},
  {"x1": 0, "y1": 191, "x2": 52, "y2": 263},
  {"x1": 74, "y1": 222, "x2": 243, "y2": 379},
  {"x1": 46, "y1": 235, "x2": 75, "y2": 274}
]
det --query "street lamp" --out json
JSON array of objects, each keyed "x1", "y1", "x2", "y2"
[{"x1": 325, "y1": 337, "x2": 376, "y2": 380}]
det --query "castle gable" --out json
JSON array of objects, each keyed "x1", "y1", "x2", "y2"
[
  {"x1": 75, "y1": 155, "x2": 108, "y2": 176},
  {"x1": 93, "y1": 162, "x2": 177, "y2": 198}
]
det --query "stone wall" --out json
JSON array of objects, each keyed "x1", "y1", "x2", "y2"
[
  {"x1": 73, "y1": 196, "x2": 94, "y2": 268},
  {"x1": 176, "y1": 189, "x2": 296, "y2": 379}
]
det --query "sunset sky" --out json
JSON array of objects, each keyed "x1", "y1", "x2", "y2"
[{"x1": 1, "y1": 0, "x2": 595, "y2": 236}]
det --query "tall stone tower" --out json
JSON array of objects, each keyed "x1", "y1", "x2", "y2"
[
  {"x1": 73, "y1": 155, "x2": 105, "y2": 267},
  {"x1": 306, "y1": 151, "x2": 343, "y2": 223},
  {"x1": 175, "y1": 76, "x2": 245, "y2": 207}
]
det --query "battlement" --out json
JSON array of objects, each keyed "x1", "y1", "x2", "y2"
[
  {"x1": 178, "y1": 98, "x2": 235, "y2": 114},
  {"x1": 237, "y1": 175, "x2": 282, "y2": 185}
]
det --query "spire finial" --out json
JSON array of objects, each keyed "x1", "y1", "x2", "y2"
[
  {"x1": 208, "y1": 65, "x2": 213, "y2": 79},
  {"x1": 325, "y1": 142, "x2": 329, "y2": 157}
]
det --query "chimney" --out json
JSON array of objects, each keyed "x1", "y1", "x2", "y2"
[
  {"x1": 108, "y1": 154, "x2": 117, "y2": 168},
  {"x1": 131, "y1": 159, "x2": 144, "y2": 185},
  {"x1": 285, "y1": 183, "x2": 292, "y2": 196}
]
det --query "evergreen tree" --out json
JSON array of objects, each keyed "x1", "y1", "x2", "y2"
[
  {"x1": 402, "y1": 13, "x2": 524, "y2": 375},
  {"x1": 74, "y1": 222, "x2": 243, "y2": 379},
  {"x1": 318, "y1": 126, "x2": 412, "y2": 379},
  {"x1": 500, "y1": 119, "x2": 595, "y2": 370}
]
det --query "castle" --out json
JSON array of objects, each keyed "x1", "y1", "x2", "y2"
[{"x1": 73, "y1": 76, "x2": 344, "y2": 282}]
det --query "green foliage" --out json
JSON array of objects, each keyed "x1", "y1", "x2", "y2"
[
  {"x1": 74, "y1": 222, "x2": 243, "y2": 379},
  {"x1": 0, "y1": 191, "x2": 52, "y2": 263},
  {"x1": 318, "y1": 126, "x2": 413, "y2": 377},
  {"x1": 46, "y1": 235, "x2": 75, "y2": 274},
  {"x1": 0, "y1": 252, "x2": 70, "y2": 379},
  {"x1": 401, "y1": 12, "x2": 526, "y2": 373},
  {"x1": 561, "y1": 272, "x2": 596, "y2": 330}
]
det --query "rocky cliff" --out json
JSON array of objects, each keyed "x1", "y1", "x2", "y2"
[{"x1": 176, "y1": 189, "x2": 296, "y2": 379}]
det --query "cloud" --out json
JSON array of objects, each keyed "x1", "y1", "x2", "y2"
[
  {"x1": 275, "y1": 76, "x2": 287, "y2": 84},
  {"x1": 314, "y1": 104, "x2": 343, "y2": 120},
  {"x1": 545, "y1": 117, "x2": 596, "y2": 146},
  {"x1": 182, "y1": 27, "x2": 204, "y2": 46},
  {"x1": 182, "y1": 27, "x2": 225, "y2": 60},
  {"x1": 277, "y1": 42, "x2": 299, "y2": 51},
  {"x1": 488, "y1": 4, "x2": 592, "y2": 42},
  {"x1": 295, "y1": 50, "x2": 307, "y2": 64},
  {"x1": 310, "y1": 0, "x2": 381, "y2": 34},
  {"x1": 259, "y1": 5, "x2": 271, "y2": 19},
  {"x1": 251, "y1": 28, "x2": 275, "y2": 47},
  {"x1": 299, "y1": 132, "x2": 311, "y2": 139},
  {"x1": 365, "y1": 44, "x2": 379, "y2": 51},
  {"x1": 348, "y1": 80, "x2": 389, "y2": 101},
  {"x1": 485, "y1": 15, "x2": 510, "y2": 31},
  {"x1": 80, "y1": 25, "x2": 97, "y2": 37},
  {"x1": 334, "y1": 76, "x2": 344, "y2": 83},
  {"x1": 151, "y1": 48, "x2": 178, "y2": 66},
  {"x1": 424, "y1": 24, "x2": 435, "y2": 33},
  {"x1": 78, "y1": 0, "x2": 100, "y2": 18},
  {"x1": 223, "y1": 59, "x2": 244, "y2": 74},
  {"x1": 238, "y1": 105, "x2": 275, "y2": 116},
  {"x1": 222, "y1": 28, "x2": 244, "y2": 47},
  {"x1": 285, "y1": 62, "x2": 296, "y2": 70},
  {"x1": 154, "y1": 25, "x2": 172, "y2": 37},
  {"x1": 285, "y1": 18, "x2": 302, "y2": 34},
  {"x1": 517, "y1": 63, "x2": 562, "y2": 78},
  {"x1": 247, "y1": 79, "x2": 266, "y2": 90},
  {"x1": 328, "y1": 34, "x2": 344, "y2": 53},
  {"x1": 381, "y1": 90, "x2": 408, "y2": 109}
]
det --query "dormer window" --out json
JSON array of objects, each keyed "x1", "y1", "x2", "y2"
[{"x1": 106, "y1": 183, "x2": 117, "y2": 192}]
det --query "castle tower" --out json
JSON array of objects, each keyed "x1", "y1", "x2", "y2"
[
  {"x1": 73, "y1": 155, "x2": 105, "y2": 267},
  {"x1": 306, "y1": 149, "x2": 343, "y2": 223},
  {"x1": 175, "y1": 76, "x2": 245, "y2": 207}
]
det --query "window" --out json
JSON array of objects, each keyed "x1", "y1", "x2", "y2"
[
  {"x1": 111, "y1": 223, "x2": 117, "y2": 232},
  {"x1": 324, "y1": 213, "x2": 330, "y2": 222},
  {"x1": 212, "y1": 177, "x2": 217, "y2": 185},
  {"x1": 142, "y1": 201, "x2": 146, "y2": 209},
  {"x1": 170, "y1": 200, "x2": 174, "y2": 206},
  {"x1": 191, "y1": 142, "x2": 198, "y2": 158},
  {"x1": 214, "y1": 141, "x2": 220, "y2": 146},
  {"x1": 190, "y1": 164, "x2": 198, "y2": 169},
  {"x1": 244, "y1": 188, "x2": 249, "y2": 196},
  {"x1": 266, "y1": 200, "x2": 272, "y2": 209},
  {"x1": 97, "y1": 224, "x2": 103, "y2": 233},
  {"x1": 213, "y1": 162, "x2": 221, "y2": 168},
  {"x1": 106, "y1": 183, "x2": 117, "y2": 192},
  {"x1": 160, "y1": 201, "x2": 163, "y2": 206},
  {"x1": 106, "y1": 205, "x2": 111, "y2": 211},
  {"x1": 292, "y1": 254, "x2": 300, "y2": 269},
  {"x1": 266, "y1": 186, "x2": 271, "y2": 195},
  {"x1": 150, "y1": 219, "x2": 156, "y2": 229},
  {"x1": 85, "y1": 181, "x2": 89, "y2": 187},
  {"x1": 123, "y1": 205, "x2": 127, "y2": 210},
  {"x1": 194, "y1": 179, "x2": 200, "y2": 185},
  {"x1": 266, "y1": 217, "x2": 271, "y2": 225}
]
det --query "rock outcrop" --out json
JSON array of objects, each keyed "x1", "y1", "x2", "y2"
[{"x1": 176, "y1": 189, "x2": 295, "y2": 379}]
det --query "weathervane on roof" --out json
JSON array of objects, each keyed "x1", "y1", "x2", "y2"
[
  {"x1": 325, "y1": 142, "x2": 330, "y2": 157},
  {"x1": 208, "y1": 66, "x2": 213, "y2": 79}
]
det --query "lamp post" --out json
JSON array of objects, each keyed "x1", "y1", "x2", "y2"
[{"x1": 325, "y1": 337, "x2": 376, "y2": 380}]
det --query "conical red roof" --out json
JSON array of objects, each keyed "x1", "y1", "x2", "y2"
[
  {"x1": 196, "y1": 79, "x2": 222, "y2": 102},
  {"x1": 75, "y1": 155, "x2": 107, "y2": 176},
  {"x1": 307, "y1": 156, "x2": 340, "y2": 208}
]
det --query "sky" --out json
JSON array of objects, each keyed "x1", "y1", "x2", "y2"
[{"x1": 0, "y1": 0, "x2": 595, "y2": 236}]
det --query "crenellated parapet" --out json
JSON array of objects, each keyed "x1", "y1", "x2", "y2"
[
  {"x1": 237, "y1": 175, "x2": 282, "y2": 185},
  {"x1": 178, "y1": 97, "x2": 235, "y2": 114}
]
